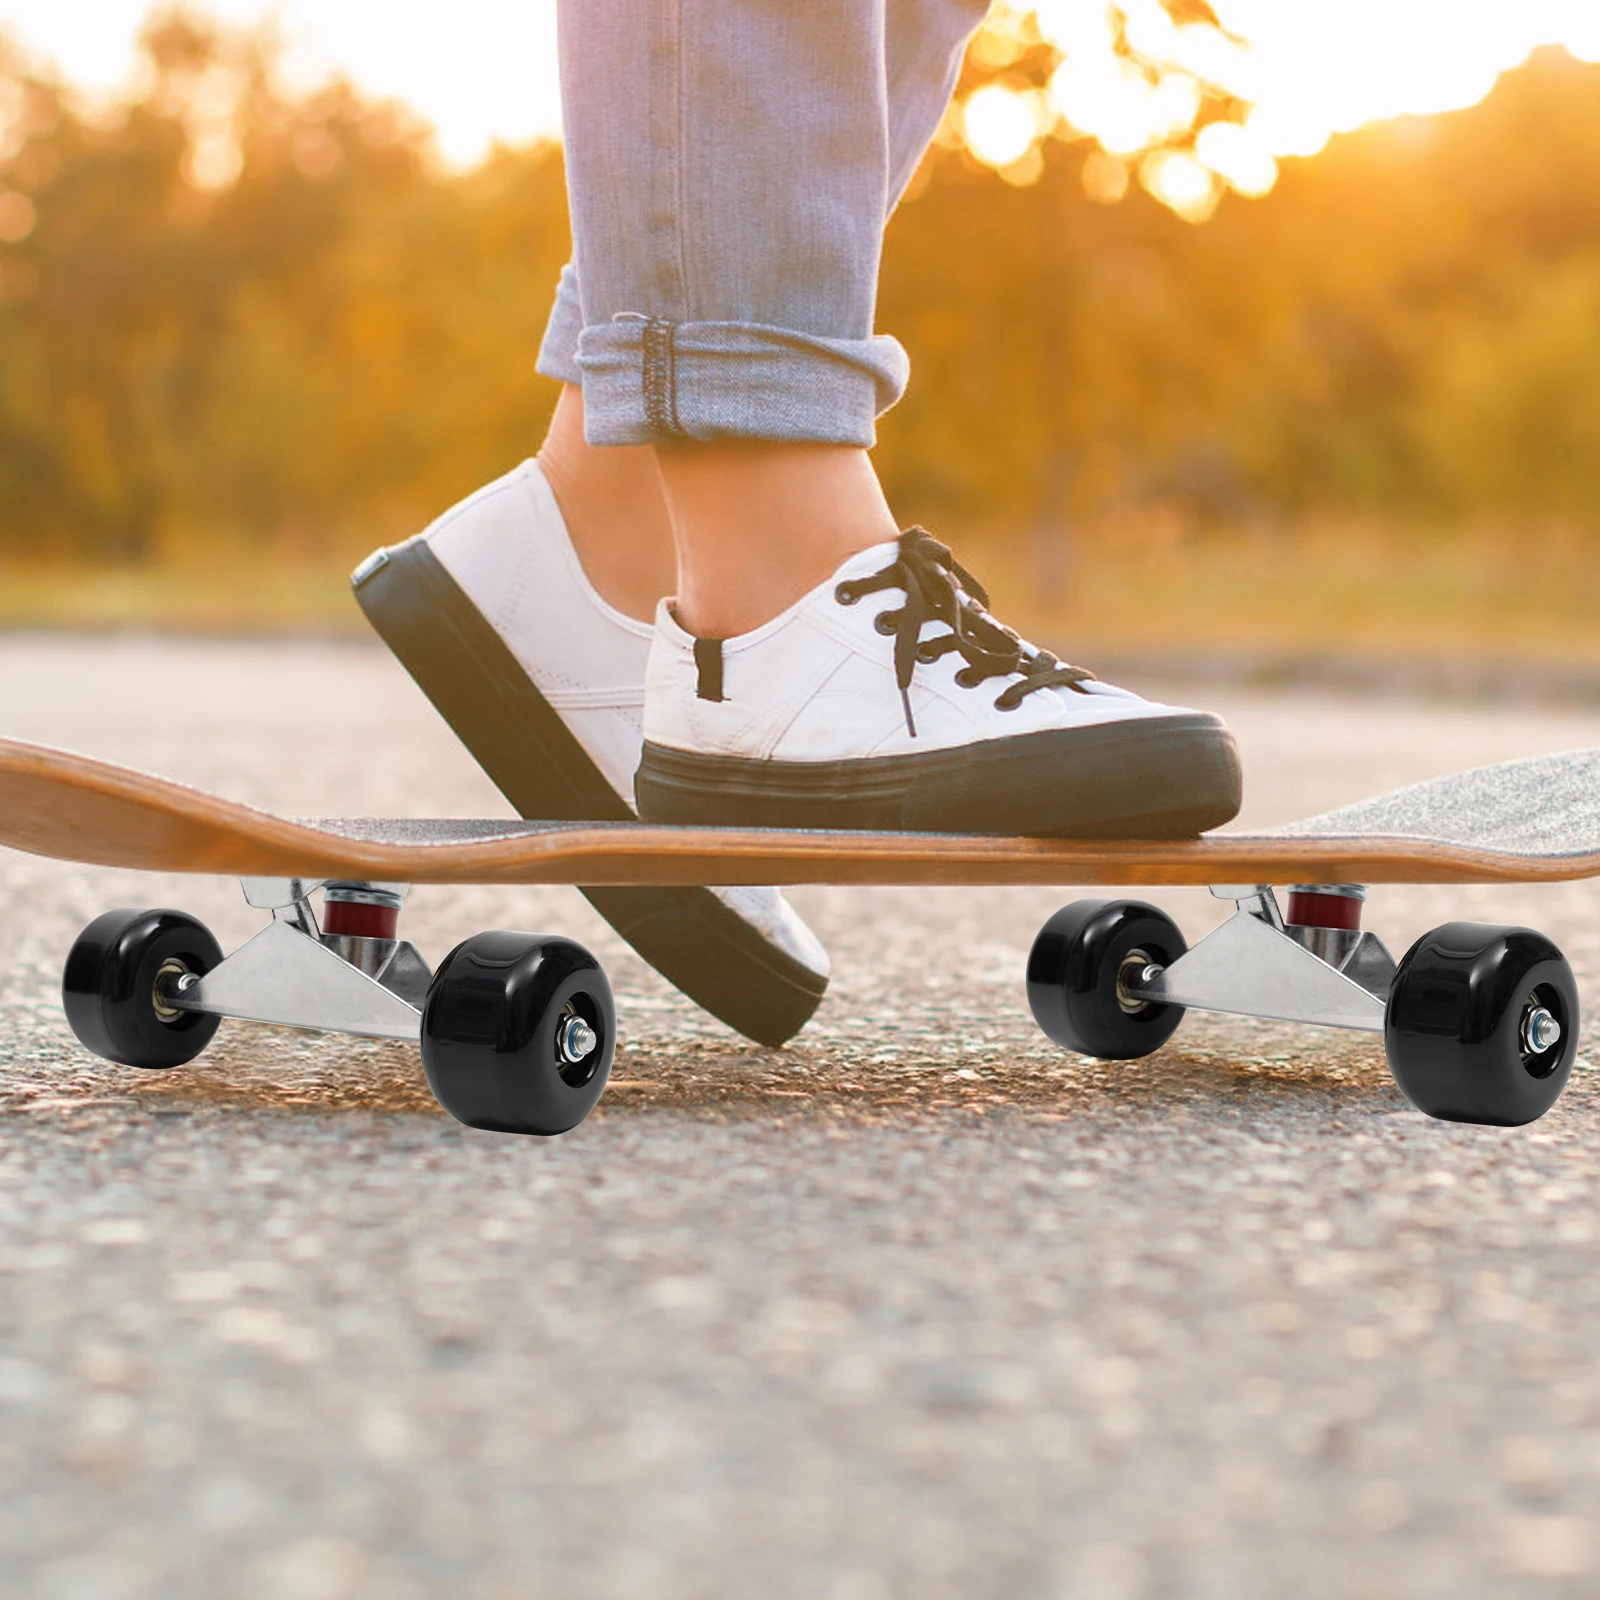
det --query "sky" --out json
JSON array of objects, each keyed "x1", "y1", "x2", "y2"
[
  {"x1": 0, "y1": 0, "x2": 564, "y2": 165},
  {"x1": 2, "y1": 0, "x2": 1599, "y2": 175}
]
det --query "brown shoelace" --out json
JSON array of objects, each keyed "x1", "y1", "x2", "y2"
[{"x1": 834, "y1": 527, "x2": 1095, "y2": 737}]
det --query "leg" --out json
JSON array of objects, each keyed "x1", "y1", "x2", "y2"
[
  {"x1": 544, "y1": 0, "x2": 989, "y2": 634},
  {"x1": 358, "y1": 2, "x2": 1010, "y2": 1035},
  {"x1": 537, "y1": 381, "x2": 675, "y2": 623},
  {"x1": 550, "y1": 2, "x2": 1239, "y2": 836}
]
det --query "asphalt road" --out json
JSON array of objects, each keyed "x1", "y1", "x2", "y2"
[{"x1": 4, "y1": 636, "x2": 1600, "y2": 1600}]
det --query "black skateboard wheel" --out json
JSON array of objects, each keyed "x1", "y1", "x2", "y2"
[
  {"x1": 1027, "y1": 899, "x2": 1188, "y2": 1060},
  {"x1": 1385, "y1": 922, "x2": 1579, "y2": 1126},
  {"x1": 62, "y1": 908, "x2": 223, "y2": 1069},
  {"x1": 421, "y1": 932, "x2": 614, "y2": 1136}
]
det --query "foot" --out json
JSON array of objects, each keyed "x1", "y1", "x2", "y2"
[
  {"x1": 635, "y1": 527, "x2": 1242, "y2": 838},
  {"x1": 351, "y1": 460, "x2": 830, "y2": 1045}
]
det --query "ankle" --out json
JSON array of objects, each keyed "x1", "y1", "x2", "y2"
[
  {"x1": 537, "y1": 386, "x2": 676, "y2": 623},
  {"x1": 657, "y1": 442, "x2": 898, "y2": 638}
]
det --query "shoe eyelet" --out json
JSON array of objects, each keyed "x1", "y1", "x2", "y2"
[
  {"x1": 994, "y1": 695, "x2": 1020, "y2": 712},
  {"x1": 954, "y1": 669, "x2": 979, "y2": 688},
  {"x1": 834, "y1": 583, "x2": 858, "y2": 605},
  {"x1": 873, "y1": 611, "x2": 900, "y2": 636}
]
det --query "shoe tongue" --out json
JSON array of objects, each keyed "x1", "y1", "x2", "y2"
[{"x1": 831, "y1": 540, "x2": 903, "y2": 586}]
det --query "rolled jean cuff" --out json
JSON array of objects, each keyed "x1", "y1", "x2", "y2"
[
  {"x1": 575, "y1": 315, "x2": 910, "y2": 446},
  {"x1": 535, "y1": 263, "x2": 585, "y2": 387}
]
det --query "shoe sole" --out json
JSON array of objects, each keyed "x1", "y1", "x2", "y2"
[
  {"x1": 636, "y1": 718, "x2": 1242, "y2": 838},
  {"x1": 352, "y1": 538, "x2": 827, "y2": 1047}
]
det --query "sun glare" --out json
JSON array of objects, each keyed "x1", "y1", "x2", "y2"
[
  {"x1": 4, "y1": 0, "x2": 1599, "y2": 206},
  {"x1": 969, "y1": 1, "x2": 1600, "y2": 216},
  {"x1": 0, "y1": 0, "x2": 563, "y2": 168}
]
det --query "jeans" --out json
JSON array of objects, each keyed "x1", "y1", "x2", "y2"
[{"x1": 536, "y1": 0, "x2": 990, "y2": 446}]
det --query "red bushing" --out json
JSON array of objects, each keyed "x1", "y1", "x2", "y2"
[
  {"x1": 1286, "y1": 888, "x2": 1364, "y2": 931},
  {"x1": 323, "y1": 900, "x2": 400, "y2": 939},
  {"x1": 322, "y1": 883, "x2": 403, "y2": 940}
]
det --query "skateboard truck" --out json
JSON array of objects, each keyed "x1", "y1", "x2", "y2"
[
  {"x1": 1028, "y1": 886, "x2": 1578, "y2": 1127},
  {"x1": 1118, "y1": 883, "x2": 1395, "y2": 1034},
  {"x1": 157, "y1": 878, "x2": 433, "y2": 1042},
  {"x1": 62, "y1": 880, "x2": 616, "y2": 1136}
]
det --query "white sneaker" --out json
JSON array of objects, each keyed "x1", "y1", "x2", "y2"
[
  {"x1": 351, "y1": 459, "x2": 830, "y2": 1045},
  {"x1": 637, "y1": 527, "x2": 1241, "y2": 837}
]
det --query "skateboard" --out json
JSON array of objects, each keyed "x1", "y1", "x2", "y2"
[{"x1": 1, "y1": 736, "x2": 1595, "y2": 1135}]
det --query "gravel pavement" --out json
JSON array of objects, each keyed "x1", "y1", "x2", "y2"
[{"x1": 4, "y1": 636, "x2": 1600, "y2": 1600}]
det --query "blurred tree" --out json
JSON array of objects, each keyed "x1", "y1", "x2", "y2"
[
  {"x1": 0, "y1": 13, "x2": 1598, "y2": 566},
  {"x1": 879, "y1": 44, "x2": 1600, "y2": 537},
  {"x1": 0, "y1": 13, "x2": 568, "y2": 560},
  {"x1": 1413, "y1": 259, "x2": 1600, "y2": 521}
]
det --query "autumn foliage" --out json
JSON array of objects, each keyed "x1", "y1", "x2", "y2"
[{"x1": 1, "y1": 18, "x2": 1599, "y2": 569}]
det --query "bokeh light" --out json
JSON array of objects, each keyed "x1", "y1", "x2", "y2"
[
  {"x1": 1193, "y1": 120, "x2": 1275, "y2": 198},
  {"x1": 1079, "y1": 148, "x2": 1131, "y2": 204},
  {"x1": 0, "y1": 190, "x2": 37, "y2": 242},
  {"x1": 1139, "y1": 148, "x2": 1217, "y2": 222},
  {"x1": 964, "y1": 1, "x2": 1600, "y2": 218},
  {"x1": 964, "y1": 82, "x2": 1044, "y2": 169}
]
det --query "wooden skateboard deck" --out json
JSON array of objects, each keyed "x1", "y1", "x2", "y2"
[{"x1": 2, "y1": 737, "x2": 1598, "y2": 887}]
